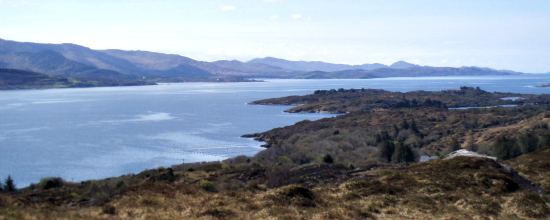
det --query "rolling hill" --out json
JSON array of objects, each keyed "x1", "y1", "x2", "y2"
[{"x1": 0, "y1": 38, "x2": 525, "y2": 88}]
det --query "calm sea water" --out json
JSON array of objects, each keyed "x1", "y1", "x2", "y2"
[{"x1": 2, "y1": 75, "x2": 550, "y2": 186}]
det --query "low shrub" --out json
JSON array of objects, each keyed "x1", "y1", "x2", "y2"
[
  {"x1": 38, "y1": 177, "x2": 64, "y2": 190},
  {"x1": 199, "y1": 180, "x2": 217, "y2": 192},
  {"x1": 270, "y1": 184, "x2": 316, "y2": 207}
]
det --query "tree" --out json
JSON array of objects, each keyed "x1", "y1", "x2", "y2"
[
  {"x1": 392, "y1": 125, "x2": 400, "y2": 137},
  {"x1": 537, "y1": 133, "x2": 550, "y2": 149},
  {"x1": 517, "y1": 133, "x2": 538, "y2": 154},
  {"x1": 493, "y1": 136, "x2": 520, "y2": 160},
  {"x1": 449, "y1": 138, "x2": 461, "y2": 152},
  {"x1": 4, "y1": 175, "x2": 16, "y2": 192},
  {"x1": 377, "y1": 131, "x2": 391, "y2": 143},
  {"x1": 323, "y1": 154, "x2": 334, "y2": 164},
  {"x1": 410, "y1": 120, "x2": 419, "y2": 134},
  {"x1": 379, "y1": 141, "x2": 395, "y2": 162},
  {"x1": 392, "y1": 142, "x2": 415, "y2": 163},
  {"x1": 400, "y1": 120, "x2": 410, "y2": 130}
]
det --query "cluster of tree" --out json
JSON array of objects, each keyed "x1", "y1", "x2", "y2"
[
  {"x1": 375, "y1": 120, "x2": 422, "y2": 143},
  {"x1": 491, "y1": 127, "x2": 550, "y2": 160},
  {"x1": 0, "y1": 175, "x2": 16, "y2": 192},
  {"x1": 392, "y1": 98, "x2": 446, "y2": 109},
  {"x1": 378, "y1": 140, "x2": 416, "y2": 163},
  {"x1": 313, "y1": 88, "x2": 381, "y2": 95},
  {"x1": 375, "y1": 120, "x2": 432, "y2": 163}
]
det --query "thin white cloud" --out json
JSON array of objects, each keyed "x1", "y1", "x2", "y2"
[
  {"x1": 219, "y1": 5, "x2": 236, "y2": 12},
  {"x1": 269, "y1": 15, "x2": 280, "y2": 21},
  {"x1": 291, "y1": 13, "x2": 303, "y2": 20}
]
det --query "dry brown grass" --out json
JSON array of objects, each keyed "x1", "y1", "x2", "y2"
[{"x1": 7, "y1": 156, "x2": 546, "y2": 219}]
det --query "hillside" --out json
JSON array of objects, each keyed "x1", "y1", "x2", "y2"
[
  {"x1": 247, "y1": 87, "x2": 550, "y2": 166},
  {"x1": 249, "y1": 57, "x2": 398, "y2": 72},
  {"x1": 0, "y1": 39, "x2": 245, "y2": 83},
  {"x1": 0, "y1": 68, "x2": 151, "y2": 89},
  {"x1": 0, "y1": 147, "x2": 547, "y2": 219},
  {"x1": 0, "y1": 68, "x2": 73, "y2": 89},
  {"x1": 0, "y1": 38, "x2": 524, "y2": 87},
  {"x1": 297, "y1": 66, "x2": 520, "y2": 79}
]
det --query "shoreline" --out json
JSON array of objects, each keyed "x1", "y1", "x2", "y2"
[
  {"x1": 6, "y1": 99, "x2": 332, "y2": 188},
  {"x1": 3, "y1": 73, "x2": 541, "y2": 92},
  {"x1": 0, "y1": 79, "x2": 264, "y2": 92}
]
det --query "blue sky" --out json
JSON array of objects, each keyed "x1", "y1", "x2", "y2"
[{"x1": 1, "y1": 0, "x2": 549, "y2": 72}]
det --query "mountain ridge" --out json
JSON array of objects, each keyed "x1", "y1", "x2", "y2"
[{"x1": 0, "y1": 38, "x2": 525, "y2": 87}]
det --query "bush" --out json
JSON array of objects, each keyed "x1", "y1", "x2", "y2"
[
  {"x1": 38, "y1": 177, "x2": 64, "y2": 190},
  {"x1": 492, "y1": 136, "x2": 520, "y2": 160},
  {"x1": 199, "y1": 180, "x2": 217, "y2": 192},
  {"x1": 271, "y1": 184, "x2": 316, "y2": 207},
  {"x1": 323, "y1": 154, "x2": 334, "y2": 164},
  {"x1": 449, "y1": 138, "x2": 461, "y2": 152},
  {"x1": 102, "y1": 205, "x2": 117, "y2": 215}
]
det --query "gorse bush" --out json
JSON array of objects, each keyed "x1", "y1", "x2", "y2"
[
  {"x1": 38, "y1": 177, "x2": 64, "y2": 190},
  {"x1": 199, "y1": 179, "x2": 217, "y2": 192}
]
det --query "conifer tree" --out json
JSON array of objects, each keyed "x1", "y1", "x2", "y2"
[
  {"x1": 4, "y1": 175, "x2": 16, "y2": 192},
  {"x1": 392, "y1": 142, "x2": 415, "y2": 163},
  {"x1": 379, "y1": 141, "x2": 395, "y2": 162}
]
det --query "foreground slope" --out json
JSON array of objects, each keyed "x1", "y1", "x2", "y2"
[{"x1": 0, "y1": 151, "x2": 548, "y2": 219}]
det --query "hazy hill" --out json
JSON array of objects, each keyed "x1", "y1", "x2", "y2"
[
  {"x1": 248, "y1": 57, "x2": 390, "y2": 72},
  {"x1": 0, "y1": 39, "x2": 143, "y2": 75},
  {"x1": 0, "y1": 38, "x2": 525, "y2": 85},
  {"x1": 298, "y1": 66, "x2": 521, "y2": 79},
  {"x1": 248, "y1": 57, "x2": 360, "y2": 72},
  {"x1": 0, "y1": 39, "x2": 216, "y2": 81},
  {"x1": 209, "y1": 60, "x2": 291, "y2": 76},
  {"x1": 390, "y1": 60, "x2": 419, "y2": 69}
]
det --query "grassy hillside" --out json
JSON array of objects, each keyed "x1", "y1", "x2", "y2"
[
  {"x1": 0, "y1": 151, "x2": 547, "y2": 219},
  {"x1": 508, "y1": 147, "x2": 550, "y2": 193}
]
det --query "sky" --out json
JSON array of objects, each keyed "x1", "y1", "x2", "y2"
[{"x1": 0, "y1": 0, "x2": 549, "y2": 73}]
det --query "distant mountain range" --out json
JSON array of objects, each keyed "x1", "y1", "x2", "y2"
[{"x1": 0, "y1": 38, "x2": 523, "y2": 89}]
